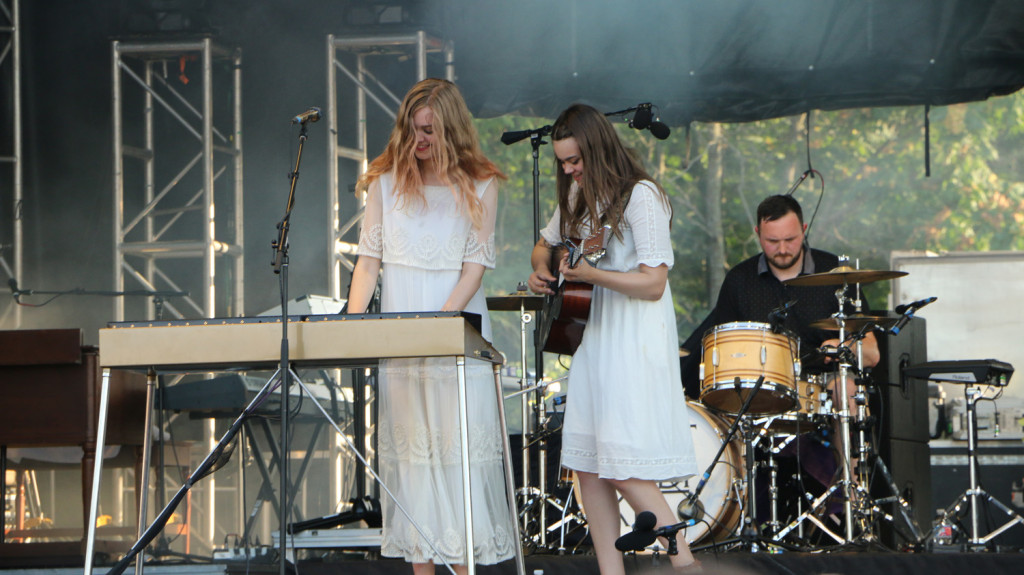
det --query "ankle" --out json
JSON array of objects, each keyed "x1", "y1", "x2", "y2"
[{"x1": 675, "y1": 558, "x2": 703, "y2": 574}]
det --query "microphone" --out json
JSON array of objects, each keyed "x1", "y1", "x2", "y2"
[
  {"x1": 8, "y1": 277, "x2": 25, "y2": 303},
  {"x1": 614, "y1": 510, "x2": 698, "y2": 552},
  {"x1": 890, "y1": 297, "x2": 936, "y2": 336},
  {"x1": 767, "y1": 299, "x2": 797, "y2": 333},
  {"x1": 894, "y1": 296, "x2": 937, "y2": 315},
  {"x1": 648, "y1": 121, "x2": 671, "y2": 140},
  {"x1": 500, "y1": 125, "x2": 552, "y2": 145},
  {"x1": 291, "y1": 107, "x2": 321, "y2": 124},
  {"x1": 677, "y1": 497, "x2": 705, "y2": 523},
  {"x1": 606, "y1": 103, "x2": 672, "y2": 140},
  {"x1": 628, "y1": 103, "x2": 653, "y2": 130},
  {"x1": 615, "y1": 511, "x2": 658, "y2": 551},
  {"x1": 627, "y1": 103, "x2": 671, "y2": 140}
]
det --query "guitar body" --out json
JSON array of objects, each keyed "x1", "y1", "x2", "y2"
[
  {"x1": 541, "y1": 281, "x2": 593, "y2": 356},
  {"x1": 539, "y1": 226, "x2": 610, "y2": 355}
]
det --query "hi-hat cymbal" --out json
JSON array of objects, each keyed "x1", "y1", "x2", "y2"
[
  {"x1": 486, "y1": 293, "x2": 545, "y2": 311},
  {"x1": 782, "y1": 265, "x2": 907, "y2": 287},
  {"x1": 809, "y1": 313, "x2": 900, "y2": 332}
]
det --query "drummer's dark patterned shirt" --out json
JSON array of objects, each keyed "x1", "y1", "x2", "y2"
[{"x1": 708, "y1": 247, "x2": 872, "y2": 372}]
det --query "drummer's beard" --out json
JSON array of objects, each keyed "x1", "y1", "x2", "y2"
[{"x1": 767, "y1": 243, "x2": 804, "y2": 271}]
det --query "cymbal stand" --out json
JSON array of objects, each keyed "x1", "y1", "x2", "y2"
[
  {"x1": 832, "y1": 283, "x2": 857, "y2": 541},
  {"x1": 773, "y1": 284, "x2": 858, "y2": 545},
  {"x1": 929, "y1": 384, "x2": 1024, "y2": 549},
  {"x1": 846, "y1": 309, "x2": 923, "y2": 547}
]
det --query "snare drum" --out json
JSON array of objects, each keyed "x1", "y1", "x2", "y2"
[
  {"x1": 618, "y1": 402, "x2": 743, "y2": 546},
  {"x1": 699, "y1": 322, "x2": 800, "y2": 415}
]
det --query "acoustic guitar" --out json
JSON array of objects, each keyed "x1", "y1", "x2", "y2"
[{"x1": 539, "y1": 225, "x2": 611, "y2": 355}]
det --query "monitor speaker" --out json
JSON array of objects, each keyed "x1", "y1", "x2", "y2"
[
  {"x1": 869, "y1": 318, "x2": 932, "y2": 548},
  {"x1": 869, "y1": 317, "x2": 929, "y2": 443}
]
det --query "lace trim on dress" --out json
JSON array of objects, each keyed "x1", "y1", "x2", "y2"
[
  {"x1": 382, "y1": 521, "x2": 515, "y2": 565},
  {"x1": 463, "y1": 231, "x2": 496, "y2": 268},
  {"x1": 374, "y1": 219, "x2": 482, "y2": 271},
  {"x1": 560, "y1": 447, "x2": 690, "y2": 469},
  {"x1": 357, "y1": 223, "x2": 384, "y2": 258},
  {"x1": 379, "y1": 420, "x2": 505, "y2": 466}
]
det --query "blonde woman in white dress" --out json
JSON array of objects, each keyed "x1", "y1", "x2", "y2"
[{"x1": 347, "y1": 78, "x2": 513, "y2": 575}]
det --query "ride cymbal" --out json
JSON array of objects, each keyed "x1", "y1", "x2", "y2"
[{"x1": 782, "y1": 265, "x2": 907, "y2": 287}]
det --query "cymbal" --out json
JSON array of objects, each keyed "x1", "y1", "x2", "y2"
[
  {"x1": 809, "y1": 313, "x2": 899, "y2": 332},
  {"x1": 486, "y1": 293, "x2": 544, "y2": 311},
  {"x1": 679, "y1": 348, "x2": 691, "y2": 358},
  {"x1": 782, "y1": 265, "x2": 907, "y2": 287}
]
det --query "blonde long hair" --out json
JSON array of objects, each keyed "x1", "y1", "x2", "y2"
[{"x1": 357, "y1": 78, "x2": 504, "y2": 229}]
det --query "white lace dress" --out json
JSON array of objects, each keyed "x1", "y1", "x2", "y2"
[
  {"x1": 355, "y1": 172, "x2": 514, "y2": 565},
  {"x1": 540, "y1": 180, "x2": 697, "y2": 480}
]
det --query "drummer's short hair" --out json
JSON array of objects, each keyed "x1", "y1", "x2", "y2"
[{"x1": 757, "y1": 194, "x2": 803, "y2": 226}]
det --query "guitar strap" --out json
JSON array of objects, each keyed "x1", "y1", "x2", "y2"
[{"x1": 599, "y1": 182, "x2": 635, "y2": 237}]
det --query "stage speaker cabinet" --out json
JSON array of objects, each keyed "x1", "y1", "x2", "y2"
[
  {"x1": 869, "y1": 319, "x2": 932, "y2": 548},
  {"x1": 872, "y1": 438, "x2": 933, "y2": 548},
  {"x1": 930, "y1": 442, "x2": 1024, "y2": 549},
  {"x1": 870, "y1": 317, "x2": 929, "y2": 443}
]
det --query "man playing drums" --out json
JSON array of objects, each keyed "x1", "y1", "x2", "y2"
[{"x1": 682, "y1": 194, "x2": 881, "y2": 528}]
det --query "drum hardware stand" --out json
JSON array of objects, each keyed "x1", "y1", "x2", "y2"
[
  {"x1": 771, "y1": 291, "x2": 862, "y2": 546},
  {"x1": 928, "y1": 383, "x2": 1024, "y2": 550},
  {"x1": 849, "y1": 369, "x2": 924, "y2": 548},
  {"x1": 686, "y1": 376, "x2": 797, "y2": 552},
  {"x1": 761, "y1": 431, "x2": 801, "y2": 540},
  {"x1": 679, "y1": 376, "x2": 764, "y2": 526},
  {"x1": 505, "y1": 378, "x2": 576, "y2": 551}
]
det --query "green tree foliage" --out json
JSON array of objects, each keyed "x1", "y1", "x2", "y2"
[{"x1": 474, "y1": 92, "x2": 1024, "y2": 377}]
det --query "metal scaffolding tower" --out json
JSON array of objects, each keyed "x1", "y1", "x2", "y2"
[
  {"x1": 112, "y1": 37, "x2": 244, "y2": 321},
  {"x1": 325, "y1": 31, "x2": 454, "y2": 300},
  {"x1": 0, "y1": 0, "x2": 21, "y2": 327}
]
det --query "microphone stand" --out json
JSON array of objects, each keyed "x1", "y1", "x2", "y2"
[
  {"x1": 501, "y1": 125, "x2": 557, "y2": 548},
  {"x1": 681, "y1": 375, "x2": 764, "y2": 527},
  {"x1": 269, "y1": 119, "x2": 311, "y2": 575}
]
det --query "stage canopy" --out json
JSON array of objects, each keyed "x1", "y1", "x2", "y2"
[{"x1": 409, "y1": 0, "x2": 1024, "y2": 124}]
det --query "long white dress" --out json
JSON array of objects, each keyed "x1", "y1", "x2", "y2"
[
  {"x1": 540, "y1": 181, "x2": 697, "y2": 480},
  {"x1": 355, "y1": 172, "x2": 514, "y2": 565}
]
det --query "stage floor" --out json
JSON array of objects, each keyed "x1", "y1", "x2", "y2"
[{"x1": 4, "y1": 550, "x2": 1024, "y2": 575}]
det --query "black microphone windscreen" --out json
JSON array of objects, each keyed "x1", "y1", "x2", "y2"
[
  {"x1": 631, "y1": 106, "x2": 653, "y2": 130},
  {"x1": 7, "y1": 278, "x2": 16, "y2": 292},
  {"x1": 501, "y1": 130, "x2": 529, "y2": 145},
  {"x1": 614, "y1": 529, "x2": 658, "y2": 551},
  {"x1": 613, "y1": 510, "x2": 659, "y2": 551},
  {"x1": 649, "y1": 122, "x2": 671, "y2": 140},
  {"x1": 634, "y1": 510, "x2": 658, "y2": 530}
]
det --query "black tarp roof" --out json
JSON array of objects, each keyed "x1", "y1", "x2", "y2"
[{"x1": 421, "y1": 0, "x2": 1024, "y2": 124}]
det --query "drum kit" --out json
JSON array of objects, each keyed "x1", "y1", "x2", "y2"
[
  {"x1": 489, "y1": 260, "x2": 928, "y2": 554},
  {"x1": 686, "y1": 261, "x2": 927, "y2": 551}
]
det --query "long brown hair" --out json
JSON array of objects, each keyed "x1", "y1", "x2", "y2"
[
  {"x1": 357, "y1": 78, "x2": 505, "y2": 228},
  {"x1": 551, "y1": 103, "x2": 669, "y2": 239}
]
